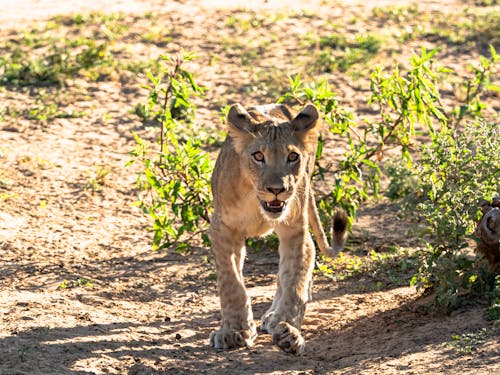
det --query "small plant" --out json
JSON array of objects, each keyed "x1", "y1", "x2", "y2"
[
  {"x1": 58, "y1": 277, "x2": 93, "y2": 289},
  {"x1": 1, "y1": 95, "x2": 85, "y2": 124},
  {"x1": 220, "y1": 38, "x2": 269, "y2": 67},
  {"x1": 0, "y1": 172, "x2": 13, "y2": 188},
  {"x1": 85, "y1": 164, "x2": 112, "y2": 192},
  {"x1": 129, "y1": 53, "x2": 210, "y2": 251},
  {"x1": 311, "y1": 32, "x2": 382, "y2": 72},
  {"x1": 447, "y1": 45, "x2": 499, "y2": 126},
  {"x1": 372, "y1": 4, "x2": 420, "y2": 23},
  {"x1": 316, "y1": 247, "x2": 418, "y2": 288},
  {"x1": 445, "y1": 328, "x2": 489, "y2": 354},
  {"x1": 0, "y1": 192, "x2": 17, "y2": 202},
  {"x1": 50, "y1": 11, "x2": 129, "y2": 40},
  {"x1": 225, "y1": 11, "x2": 282, "y2": 33},
  {"x1": 0, "y1": 37, "x2": 116, "y2": 86}
]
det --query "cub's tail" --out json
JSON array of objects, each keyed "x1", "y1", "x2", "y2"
[
  {"x1": 308, "y1": 191, "x2": 348, "y2": 258},
  {"x1": 331, "y1": 209, "x2": 348, "y2": 255}
]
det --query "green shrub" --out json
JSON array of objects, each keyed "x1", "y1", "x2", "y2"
[
  {"x1": 283, "y1": 46, "x2": 499, "y2": 313},
  {"x1": 128, "y1": 53, "x2": 210, "y2": 251},
  {"x1": 409, "y1": 120, "x2": 499, "y2": 310},
  {"x1": 384, "y1": 159, "x2": 418, "y2": 200},
  {"x1": 280, "y1": 47, "x2": 446, "y2": 221}
]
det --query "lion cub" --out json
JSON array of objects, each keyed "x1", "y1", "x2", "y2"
[{"x1": 209, "y1": 103, "x2": 347, "y2": 354}]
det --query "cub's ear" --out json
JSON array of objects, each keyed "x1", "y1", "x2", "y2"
[
  {"x1": 227, "y1": 103, "x2": 258, "y2": 134},
  {"x1": 226, "y1": 103, "x2": 259, "y2": 154},
  {"x1": 291, "y1": 104, "x2": 321, "y2": 153},
  {"x1": 291, "y1": 104, "x2": 320, "y2": 132}
]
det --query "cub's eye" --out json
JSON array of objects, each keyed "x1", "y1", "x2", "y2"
[
  {"x1": 287, "y1": 152, "x2": 299, "y2": 163},
  {"x1": 252, "y1": 151, "x2": 265, "y2": 163}
]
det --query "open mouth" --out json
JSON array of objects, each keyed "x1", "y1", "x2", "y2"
[{"x1": 261, "y1": 199, "x2": 286, "y2": 213}]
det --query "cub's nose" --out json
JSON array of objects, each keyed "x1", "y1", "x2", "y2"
[{"x1": 267, "y1": 187, "x2": 286, "y2": 196}]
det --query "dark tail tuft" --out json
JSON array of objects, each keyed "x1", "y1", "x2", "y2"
[{"x1": 332, "y1": 209, "x2": 348, "y2": 253}]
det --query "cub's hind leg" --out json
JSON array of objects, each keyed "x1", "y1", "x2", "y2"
[{"x1": 209, "y1": 224, "x2": 257, "y2": 349}]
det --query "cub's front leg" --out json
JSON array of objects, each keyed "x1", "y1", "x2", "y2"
[
  {"x1": 209, "y1": 224, "x2": 257, "y2": 350},
  {"x1": 261, "y1": 226, "x2": 315, "y2": 355}
]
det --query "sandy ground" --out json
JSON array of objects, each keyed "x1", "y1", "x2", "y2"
[{"x1": 0, "y1": 0, "x2": 499, "y2": 374}]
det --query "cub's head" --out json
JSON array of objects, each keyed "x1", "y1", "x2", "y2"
[{"x1": 227, "y1": 103, "x2": 321, "y2": 221}]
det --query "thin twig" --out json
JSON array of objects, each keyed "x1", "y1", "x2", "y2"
[
  {"x1": 364, "y1": 112, "x2": 405, "y2": 160},
  {"x1": 160, "y1": 55, "x2": 183, "y2": 155}
]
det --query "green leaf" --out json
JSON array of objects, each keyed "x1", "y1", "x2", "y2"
[{"x1": 486, "y1": 84, "x2": 500, "y2": 93}]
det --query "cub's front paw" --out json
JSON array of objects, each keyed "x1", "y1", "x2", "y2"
[
  {"x1": 259, "y1": 310, "x2": 275, "y2": 333},
  {"x1": 209, "y1": 327, "x2": 257, "y2": 350},
  {"x1": 271, "y1": 322, "x2": 305, "y2": 355}
]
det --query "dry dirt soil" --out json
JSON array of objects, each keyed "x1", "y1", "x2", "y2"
[{"x1": 0, "y1": 0, "x2": 499, "y2": 374}]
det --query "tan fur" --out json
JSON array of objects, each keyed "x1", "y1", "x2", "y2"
[
  {"x1": 209, "y1": 103, "x2": 347, "y2": 354},
  {"x1": 476, "y1": 197, "x2": 500, "y2": 273}
]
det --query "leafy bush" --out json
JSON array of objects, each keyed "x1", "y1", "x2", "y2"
[
  {"x1": 409, "y1": 120, "x2": 499, "y2": 310},
  {"x1": 280, "y1": 47, "x2": 446, "y2": 222},
  {"x1": 399, "y1": 47, "x2": 498, "y2": 311},
  {"x1": 282, "y1": 46, "x2": 499, "y2": 312},
  {"x1": 128, "y1": 53, "x2": 211, "y2": 251}
]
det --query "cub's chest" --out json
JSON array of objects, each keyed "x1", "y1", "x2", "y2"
[{"x1": 222, "y1": 194, "x2": 273, "y2": 237}]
